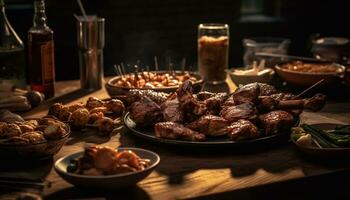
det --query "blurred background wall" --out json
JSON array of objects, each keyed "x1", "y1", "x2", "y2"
[{"x1": 4, "y1": 0, "x2": 350, "y2": 80}]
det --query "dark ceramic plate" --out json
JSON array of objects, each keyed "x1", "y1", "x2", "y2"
[
  {"x1": 291, "y1": 123, "x2": 350, "y2": 158},
  {"x1": 54, "y1": 147, "x2": 160, "y2": 189},
  {"x1": 124, "y1": 112, "x2": 299, "y2": 148}
]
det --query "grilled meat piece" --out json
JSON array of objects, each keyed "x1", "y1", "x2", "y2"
[
  {"x1": 258, "y1": 93, "x2": 326, "y2": 112},
  {"x1": 256, "y1": 83, "x2": 277, "y2": 96},
  {"x1": 224, "y1": 83, "x2": 260, "y2": 106},
  {"x1": 204, "y1": 93, "x2": 228, "y2": 115},
  {"x1": 304, "y1": 93, "x2": 326, "y2": 111},
  {"x1": 224, "y1": 83, "x2": 277, "y2": 106},
  {"x1": 259, "y1": 110, "x2": 294, "y2": 135},
  {"x1": 187, "y1": 115, "x2": 229, "y2": 136},
  {"x1": 161, "y1": 93, "x2": 183, "y2": 122},
  {"x1": 220, "y1": 102, "x2": 258, "y2": 122},
  {"x1": 177, "y1": 80, "x2": 207, "y2": 122},
  {"x1": 227, "y1": 119, "x2": 259, "y2": 141},
  {"x1": 155, "y1": 122, "x2": 206, "y2": 141},
  {"x1": 195, "y1": 91, "x2": 227, "y2": 101},
  {"x1": 129, "y1": 97, "x2": 163, "y2": 126}
]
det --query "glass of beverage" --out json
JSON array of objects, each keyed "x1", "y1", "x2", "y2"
[{"x1": 198, "y1": 23, "x2": 229, "y2": 84}]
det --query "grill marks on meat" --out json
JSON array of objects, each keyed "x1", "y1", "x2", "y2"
[
  {"x1": 220, "y1": 102, "x2": 258, "y2": 123},
  {"x1": 129, "y1": 97, "x2": 163, "y2": 126},
  {"x1": 155, "y1": 122, "x2": 206, "y2": 141},
  {"x1": 187, "y1": 115, "x2": 229, "y2": 136},
  {"x1": 259, "y1": 110, "x2": 294, "y2": 135},
  {"x1": 204, "y1": 93, "x2": 228, "y2": 115},
  {"x1": 161, "y1": 93, "x2": 183, "y2": 122},
  {"x1": 227, "y1": 119, "x2": 259, "y2": 141},
  {"x1": 224, "y1": 83, "x2": 260, "y2": 106}
]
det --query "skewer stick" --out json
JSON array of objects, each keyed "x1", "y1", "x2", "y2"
[
  {"x1": 181, "y1": 57, "x2": 186, "y2": 73},
  {"x1": 295, "y1": 79, "x2": 324, "y2": 98},
  {"x1": 154, "y1": 56, "x2": 159, "y2": 71},
  {"x1": 121, "y1": 62, "x2": 126, "y2": 75},
  {"x1": 77, "y1": 0, "x2": 88, "y2": 21}
]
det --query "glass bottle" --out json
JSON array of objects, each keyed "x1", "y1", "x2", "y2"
[
  {"x1": 28, "y1": 0, "x2": 55, "y2": 98},
  {"x1": 0, "y1": 0, "x2": 26, "y2": 89}
]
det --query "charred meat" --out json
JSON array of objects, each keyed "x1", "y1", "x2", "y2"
[
  {"x1": 129, "y1": 97, "x2": 163, "y2": 126},
  {"x1": 227, "y1": 119, "x2": 259, "y2": 141},
  {"x1": 187, "y1": 115, "x2": 229, "y2": 136},
  {"x1": 220, "y1": 102, "x2": 258, "y2": 123},
  {"x1": 161, "y1": 93, "x2": 183, "y2": 123},
  {"x1": 177, "y1": 80, "x2": 207, "y2": 122},
  {"x1": 259, "y1": 110, "x2": 294, "y2": 135},
  {"x1": 155, "y1": 122, "x2": 206, "y2": 141}
]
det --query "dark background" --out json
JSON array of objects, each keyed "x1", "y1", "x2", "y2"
[{"x1": 4, "y1": 0, "x2": 350, "y2": 81}]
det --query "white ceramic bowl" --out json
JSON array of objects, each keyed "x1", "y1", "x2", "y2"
[
  {"x1": 54, "y1": 147, "x2": 160, "y2": 189},
  {"x1": 227, "y1": 68, "x2": 275, "y2": 85}
]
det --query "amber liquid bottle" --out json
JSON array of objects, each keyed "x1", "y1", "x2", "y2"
[{"x1": 28, "y1": 0, "x2": 55, "y2": 99}]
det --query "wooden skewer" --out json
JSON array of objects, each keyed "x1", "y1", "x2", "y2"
[
  {"x1": 295, "y1": 79, "x2": 324, "y2": 98},
  {"x1": 181, "y1": 57, "x2": 186, "y2": 73},
  {"x1": 154, "y1": 56, "x2": 159, "y2": 71}
]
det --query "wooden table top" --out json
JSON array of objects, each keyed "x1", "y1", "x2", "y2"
[{"x1": 2, "y1": 77, "x2": 350, "y2": 200}]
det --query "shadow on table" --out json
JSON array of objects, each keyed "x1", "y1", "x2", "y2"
[
  {"x1": 186, "y1": 170, "x2": 350, "y2": 200},
  {"x1": 45, "y1": 185, "x2": 150, "y2": 200},
  {"x1": 119, "y1": 129, "x2": 350, "y2": 186}
]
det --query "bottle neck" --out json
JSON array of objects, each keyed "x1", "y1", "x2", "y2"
[{"x1": 33, "y1": 0, "x2": 47, "y2": 28}]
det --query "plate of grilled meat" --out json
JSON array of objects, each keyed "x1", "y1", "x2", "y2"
[{"x1": 123, "y1": 80, "x2": 326, "y2": 147}]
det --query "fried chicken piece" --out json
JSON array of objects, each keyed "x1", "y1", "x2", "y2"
[
  {"x1": 304, "y1": 93, "x2": 326, "y2": 111},
  {"x1": 86, "y1": 97, "x2": 105, "y2": 110},
  {"x1": 220, "y1": 102, "x2": 258, "y2": 123},
  {"x1": 89, "y1": 107, "x2": 108, "y2": 114},
  {"x1": 5, "y1": 136, "x2": 29, "y2": 144},
  {"x1": 18, "y1": 124, "x2": 35, "y2": 133},
  {"x1": 89, "y1": 112, "x2": 104, "y2": 124},
  {"x1": 67, "y1": 102, "x2": 85, "y2": 112},
  {"x1": 44, "y1": 123, "x2": 67, "y2": 139},
  {"x1": 70, "y1": 108, "x2": 90, "y2": 128},
  {"x1": 259, "y1": 110, "x2": 294, "y2": 135},
  {"x1": 48, "y1": 103, "x2": 64, "y2": 117},
  {"x1": 58, "y1": 106, "x2": 72, "y2": 121},
  {"x1": 187, "y1": 115, "x2": 229, "y2": 136},
  {"x1": 161, "y1": 93, "x2": 183, "y2": 123},
  {"x1": 93, "y1": 117, "x2": 115, "y2": 135},
  {"x1": 195, "y1": 91, "x2": 217, "y2": 101},
  {"x1": 129, "y1": 97, "x2": 163, "y2": 126},
  {"x1": 21, "y1": 131, "x2": 46, "y2": 144},
  {"x1": 155, "y1": 122, "x2": 206, "y2": 141},
  {"x1": 105, "y1": 99, "x2": 125, "y2": 116},
  {"x1": 0, "y1": 123, "x2": 22, "y2": 138},
  {"x1": 124, "y1": 89, "x2": 169, "y2": 106},
  {"x1": 227, "y1": 119, "x2": 259, "y2": 141}
]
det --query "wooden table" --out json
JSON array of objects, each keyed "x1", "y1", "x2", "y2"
[{"x1": 2, "y1": 77, "x2": 350, "y2": 200}]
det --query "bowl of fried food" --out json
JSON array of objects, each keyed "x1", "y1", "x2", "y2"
[
  {"x1": 54, "y1": 145, "x2": 160, "y2": 189},
  {"x1": 0, "y1": 110, "x2": 70, "y2": 159},
  {"x1": 48, "y1": 97, "x2": 125, "y2": 137},
  {"x1": 275, "y1": 60, "x2": 345, "y2": 87},
  {"x1": 106, "y1": 71, "x2": 203, "y2": 97}
]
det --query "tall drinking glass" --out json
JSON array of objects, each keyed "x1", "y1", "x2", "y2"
[{"x1": 198, "y1": 23, "x2": 229, "y2": 84}]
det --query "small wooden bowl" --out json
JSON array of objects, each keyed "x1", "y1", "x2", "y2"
[{"x1": 105, "y1": 71, "x2": 204, "y2": 97}]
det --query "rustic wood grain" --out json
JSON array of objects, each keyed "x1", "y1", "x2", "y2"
[{"x1": 2, "y1": 77, "x2": 350, "y2": 200}]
